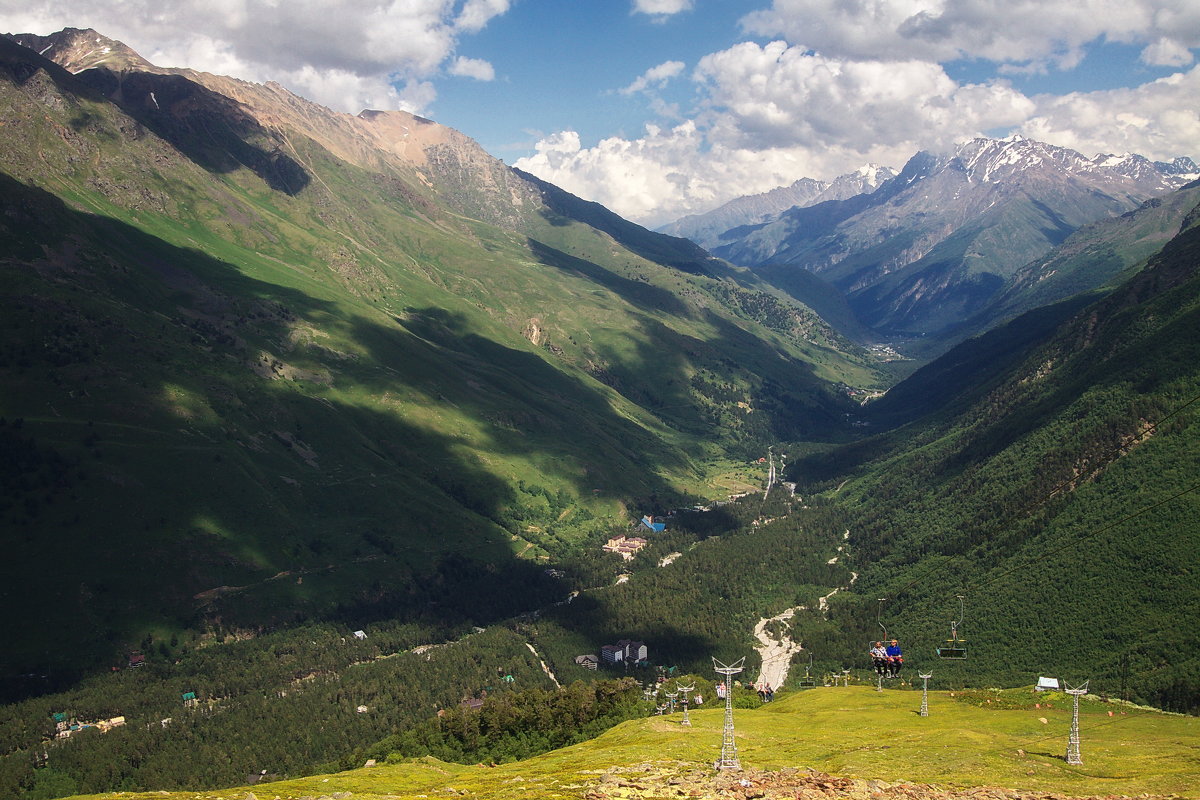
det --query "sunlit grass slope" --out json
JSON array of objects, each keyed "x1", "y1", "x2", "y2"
[{"x1": 63, "y1": 686, "x2": 1198, "y2": 799}]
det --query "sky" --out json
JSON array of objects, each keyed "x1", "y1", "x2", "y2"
[{"x1": 2, "y1": 1, "x2": 1198, "y2": 227}]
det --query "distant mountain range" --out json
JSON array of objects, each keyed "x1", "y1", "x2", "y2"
[
  {"x1": 671, "y1": 136, "x2": 1197, "y2": 346},
  {"x1": 658, "y1": 164, "x2": 897, "y2": 251}
]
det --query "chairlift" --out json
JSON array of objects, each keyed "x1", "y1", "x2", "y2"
[
  {"x1": 874, "y1": 598, "x2": 890, "y2": 641},
  {"x1": 936, "y1": 595, "x2": 967, "y2": 660},
  {"x1": 797, "y1": 652, "x2": 816, "y2": 688},
  {"x1": 867, "y1": 597, "x2": 895, "y2": 651}
]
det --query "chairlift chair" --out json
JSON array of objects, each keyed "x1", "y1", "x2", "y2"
[
  {"x1": 797, "y1": 653, "x2": 817, "y2": 688},
  {"x1": 867, "y1": 598, "x2": 897, "y2": 675},
  {"x1": 936, "y1": 595, "x2": 967, "y2": 660}
]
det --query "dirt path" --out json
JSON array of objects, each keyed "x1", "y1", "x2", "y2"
[{"x1": 525, "y1": 641, "x2": 560, "y2": 688}]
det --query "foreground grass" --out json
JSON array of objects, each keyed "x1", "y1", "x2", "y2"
[{"x1": 67, "y1": 686, "x2": 1198, "y2": 799}]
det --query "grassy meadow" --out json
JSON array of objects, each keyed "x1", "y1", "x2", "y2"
[{"x1": 57, "y1": 685, "x2": 1198, "y2": 800}]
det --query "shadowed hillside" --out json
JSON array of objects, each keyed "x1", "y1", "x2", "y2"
[{"x1": 0, "y1": 30, "x2": 885, "y2": 690}]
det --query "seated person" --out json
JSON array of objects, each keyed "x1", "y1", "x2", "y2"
[
  {"x1": 886, "y1": 639, "x2": 903, "y2": 677},
  {"x1": 869, "y1": 642, "x2": 888, "y2": 675}
]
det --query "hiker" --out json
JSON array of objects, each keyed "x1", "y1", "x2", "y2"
[
  {"x1": 886, "y1": 639, "x2": 903, "y2": 677},
  {"x1": 764, "y1": 683, "x2": 774, "y2": 702},
  {"x1": 870, "y1": 641, "x2": 888, "y2": 675}
]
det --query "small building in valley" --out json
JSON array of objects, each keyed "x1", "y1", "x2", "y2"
[
  {"x1": 599, "y1": 639, "x2": 649, "y2": 666},
  {"x1": 640, "y1": 515, "x2": 666, "y2": 533},
  {"x1": 602, "y1": 535, "x2": 648, "y2": 560}
]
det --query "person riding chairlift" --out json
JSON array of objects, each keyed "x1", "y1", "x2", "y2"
[
  {"x1": 869, "y1": 641, "x2": 888, "y2": 675},
  {"x1": 885, "y1": 639, "x2": 903, "y2": 678}
]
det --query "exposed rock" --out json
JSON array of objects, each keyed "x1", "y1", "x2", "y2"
[{"x1": 584, "y1": 763, "x2": 1179, "y2": 800}]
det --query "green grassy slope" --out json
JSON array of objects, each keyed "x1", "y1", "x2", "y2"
[
  {"x1": 45, "y1": 686, "x2": 1200, "y2": 799},
  {"x1": 0, "y1": 35, "x2": 886, "y2": 687}
]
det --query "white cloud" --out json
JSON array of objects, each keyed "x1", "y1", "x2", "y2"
[
  {"x1": 523, "y1": 46, "x2": 1200, "y2": 226},
  {"x1": 0, "y1": 0, "x2": 511, "y2": 114},
  {"x1": 517, "y1": 40, "x2": 1044, "y2": 226},
  {"x1": 740, "y1": 0, "x2": 1200, "y2": 70},
  {"x1": 516, "y1": 121, "x2": 913, "y2": 228},
  {"x1": 632, "y1": 0, "x2": 693, "y2": 17},
  {"x1": 619, "y1": 60, "x2": 685, "y2": 94},
  {"x1": 1141, "y1": 38, "x2": 1195, "y2": 67},
  {"x1": 449, "y1": 55, "x2": 495, "y2": 81},
  {"x1": 696, "y1": 41, "x2": 1033, "y2": 157},
  {"x1": 455, "y1": 0, "x2": 510, "y2": 33},
  {"x1": 518, "y1": 24, "x2": 1200, "y2": 227},
  {"x1": 1020, "y1": 66, "x2": 1200, "y2": 160}
]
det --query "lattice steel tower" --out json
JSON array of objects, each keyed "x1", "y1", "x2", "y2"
[
  {"x1": 713, "y1": 657, "x2": 745, "y2": 770},
  {"x1": 918, "y1": 672, "x2": 932, "y2": 717},
  {"x1": 1065, "y1": 680, "x2": 1088, "y2": 765}
]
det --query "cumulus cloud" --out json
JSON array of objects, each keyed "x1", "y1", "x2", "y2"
[
  {"x1": 0, "y1": 0, "x2": 510, "y2": 114},
  {"x1": 455, "y1": 0, "x2": 510, "y2": 33},
  {"x1": 449, "y1": 55, "x2": 496, "y2": 81},
  {"x1": 517, "y1": 42, "x2": 1200, "y2": 227},
  {"x1": 740, "y1": 0, "x2": 1200, "y2": 70},
  {"x1": 695, "y1": 41, "x2": 1032, "y2": 153},
  {"x1": 1020, "y1": 65, "x2": 1200, "y2": 160},
  {"x1": 515, "y1": 120, "x2": 914, "y2": 228},
  {"x1": 618, "y1": 60, "x2": 685, "y2": 94},
  {"x1": 1141, "y1": 38, "x2": 1195, "y2": 67},
  {"x1": 632, "y1": 0, "x2": 693, "y2": 17}
]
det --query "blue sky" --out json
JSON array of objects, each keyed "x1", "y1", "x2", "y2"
[
  {"x1": 430, "y1": 1, "x2": 755, "y2": 157},
  {"x1": 434, "y1": 6, "x2": 1185, "y2": 161},
  {"x1": 2, "y1": 1, "x2": 1197, "y2": 225}
]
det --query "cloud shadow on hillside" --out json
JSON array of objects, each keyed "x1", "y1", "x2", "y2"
[
  {"x1": 0, "y1": 171, "x2": 703, "y2": 694},
  {"x1": 527, "y1": 238, "x2": 692, "y2": 317},
  {"x1": 78, "y1": 69, "x2": 311, "y2": 195},
  {"x1": 0, "y1": 37, "x2": 308, "y2": 196}
]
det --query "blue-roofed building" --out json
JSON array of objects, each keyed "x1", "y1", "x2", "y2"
[{"x1": 640, "y1": 515, "x2": 665, "y2": 533}]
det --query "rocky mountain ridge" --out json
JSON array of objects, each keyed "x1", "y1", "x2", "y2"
[{"x1": 713, "y1": 136, "x2": 1196, "y2": 340}]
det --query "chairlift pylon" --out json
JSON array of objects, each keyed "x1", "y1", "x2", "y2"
[{"x1": 936, "y1": 595, "x2": 967, "y2": 660}]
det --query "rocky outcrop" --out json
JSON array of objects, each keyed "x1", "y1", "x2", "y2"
[{"x1": 585, "y1": 764, "x2": 1179, "y2": 800}]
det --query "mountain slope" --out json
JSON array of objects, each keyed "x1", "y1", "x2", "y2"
[
  {"x1": 0, "y1": 29, "x2": 885, "y2": 689},
  {"x1": 786, "y1": 200, "x2": 1200, "y2": 712}
]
